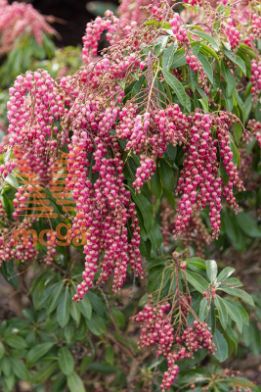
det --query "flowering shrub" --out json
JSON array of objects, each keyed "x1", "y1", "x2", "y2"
[
  {"x1": 0, "y1": 0, "x2": 260, "y2": 391},
  {"x1": 0, "y1": 0, "x2": 56, "y2": 87}
]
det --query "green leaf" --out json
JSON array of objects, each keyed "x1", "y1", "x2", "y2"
[
  {"x1": 185, "y1": 271, "x2": 209, "y2": 293},
  {"x1": 70, "y1": 301, "x2": 81, "y2": 326},
  {"x1": 195, "y1": 53, "x2": 214, "y2": 83},
  {"x1": 224, "y1": 49, "x2": 247, "y2": 75},
  {"x1": 11, "y1": 358, "x2": 29, "y2": 380},
  {"x1": 155, "y1": 35, "x2": 169, "y2": 55},
  {"x1": 1, "y1": 357, "x2": 11, "y2": 376},
  {"x1": 236, "y1": 212, "x2": 261, "y2": 238},
  {"x1": 4, "y1": 334, "x2": 27, "y2": 350},
  {"x1": 222, "y1": 209, "x2": 246, "y2": 251},
  {"x1": 78, "y1": 297, "x2": 92, "y2": 320},
  {"x1": 223, "y1": 299, "x2": 249, "y2": 333},
  {"x1": 205, "y1": 260, "x2": 218, "y2": 283},
  {"x1": 131, "y1": 193, "x2": 154, "y2": 232},
  {"x1": 58, "y1": 347, "x2": 75, "y2": 376},
  {"x1": 186, "y1": 257, "x2": 206, "y2": 271},
  {"x1": 86, "y1": 315, "x2": 106, "y2": 336},
  {"x1": 191, "y1": 29, "x2": 219, "y2": 51},
  {"x1": 3, "y1": 374, "x2": 15, "y2": 392},
  {"x1": 240, "y1": 95, "x2": 252, "y2": 125},
  {"x1": 86, "y1": 1, "x2": 117, "y2": 16},
  {"x1": 0, "y1": 342, "x2": 5, "y2": 359},
  {"x1": 105, "y1": 345, "x2": 115, "y2": 365},
  {"x1": 199, "y1": 43, "x2": 219, "y2": 61},
  {"x1": 111, "y1": 308, "x2": 126, "y2": 329},
  {"x1": 159, "y1": 159, "x2": 176, "y2": 193},
  {"x1": 0, "y1": 261, "x2": 19, "y2": 289},
  {"x1": 230, "y1": 135, "x2": 240, "y2": 166},
  {"x1": 223, "y1": 277, "x2": 243, "y2": 288},
  {"x1": 222, "y1": 376, "x2": 256, "y2": 389},
  {"x1": 213, "y1": 330, "x2": 229, "y2": 362},
  {"x1": 88, "y1": 292, "x2": 105, "y2": 316},
  {"x1": 214, "y1": 296, "x2": 229, "y2": 330},
  {"x1": 31, "y1": 361, "x2": 57, "y2": 384},
  {"x1": 48, "y1": 281, "x2": 64, "y2": 314},
  {"x1": 217, "y1": 267, "x2": 235, "y2": 282},
  {"x1": 27, "y1": 342, "x2": 54, "y2": 363},
  {"x1": 198, "y1": 97, "x2": 209, "y2": 112},
  {"x1": 162, "y1": 43, "x2": 178, "y2": 70},
  {"x1": 221, "y1": 61, "x2": 236, "y2": 98},
  {"x1": 219, "y1": 287, "x2": 255, "y2": 307},
  {"x1": 56, "y1": 286, "x2": 70, "y2": 328},
  {"x1": 67, "y1": 372, "x2": 86, "y2": 392},
  {"x1": 172, "y1": 48, "x2": 186, "y2": 68},
  {"x1": 199, "y1": 298, "x2": 209, "y2": 321},
  {"x1": 162, "y1": 69, "x2": 191, "y2": 111}
]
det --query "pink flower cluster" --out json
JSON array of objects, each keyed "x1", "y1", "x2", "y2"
[
  {"x1": 7, "y1": 70, "x2": 65, "y2": 185},
  {"x1": 135, "y1": 302, "x2": 215, "y2": 391},
  {"x1": 0, "y1": 161, "x2": 15, "y2": 180},
  {"x1": 133, "y1": 156, "x2": 156, "y2": 192},
  {"x1": 183, "y1": 0, "x2": 201, "y2": 5},
  {"x1": 0, "y1": 1, "x2": 55, "y2": 53},
  {"x1": 64, "y1": 102, "x2": 143, "y2": 301},
  {"x1": 247, "y1": 119, "x2": 261, "y2": 147},
  {"x1": 186, "y1": 54, "x2": 202, "y2": 72},
  {"x1": 251, "y1": 60, "x2": 261, "y2": 100},
  {"x1": 215, "y1": 113, "x2": 244, "y2": 210},
  {"x1": 224, "y1": 19, "x2": 241, "y2": 48},
  {"x1": 170, "y1": 13, "x2": 189, "y2": 44},
  {"x1": 117, "y1": 104, "x2": 189, "y2": 191},
  {"x1": 82, "y1": 12, "x2": 118, "y2": 64},
  {"x1": 175, "y1": 112, "x2": 243, "y2": 238},
  {"x1": 0, "y1": 221, "x2": 37, "y2": 266},
  {"x1": 134, "y1": 303, "x2": 174, "y2": 356},
  {"x1": 162, "y1": 321, "x2": 215, "y2": 391},
  {"x1": 175, "y1": 113, "x2": 221, "y2": 237}
]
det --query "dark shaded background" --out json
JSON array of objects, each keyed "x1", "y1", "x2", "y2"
[{"x1": 11, "y1": 0, "x2": 119, "y2": 46}]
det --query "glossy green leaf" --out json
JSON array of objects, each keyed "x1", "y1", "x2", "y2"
[
  {"x1": 236, "y1": 212, "x2": 261, "y2": 238},
  {"x1": 162, "y1": 43, "x2": 178, "y2": 70},
  {"x1": 217, "y1": 267, "x2": 235, "y2": 282},
  {"x1": 172, "y1": 48, "x2": 186, "y2": 68},
  {"x1": 86, "y1": 316, "x2": 106, "y2": 336},
  {"x1": 224, "y1": 49, "x2": 247, "y2": 75},
  {"x1": 48, "y1": 281, "x2": 64, "y2": 314},
  {"x1": 56, "y1": 286, "x2": 70, "y2": 328},
  {"x1": 214, "y1": 296, "x2": 229, "y2": 330},
  {"x1": 70, "y1": 301, "x2": 81, "y2": 326},
  {"x1": 11, "y1": 358, "x2": 29, "y2": 380},
  {"x1": 27, "y1": 342, "x2": 54, "y2": 363},
  {"x1": 206, "y1": 260, "x2": 218, "y2": 283},
  {"x1": 31, "y1": 361, "x2": 57, "y2": 384},
  {"x1": 67, "y1": 372, "x2": 86, "y2": 392},
  {"x1": 5, "y1": 334, "x2": 27, "y2": 350},
  {"x1": 58, "y1": 347, "x2": 75, "y2": 376},
  {"x1": 0, "y1": 342, "x2": 5, "y2": 359},
  {"x1": 223, "y1": 298, "x2": 249, "y2": 333},
  {"x1": 186, "y1": 271, "x2": 209, "y2": 293},
  {"x1": 213, "y1": 330, "x2": 229, "y2": 362},
  {"x1": 199, "y1": 298, "x2": 209, "y2": 321},
  {"x1": 191, "y1": 29, "x2": 219, "y2": 51},
  {"x1": 219, "y1": 287, "x2": 255, "y2": 307},
  {"x1": 162, "y1": 69, "x2": 191, "y2": 111},
  {"x1": 195, "y1": 53, "x2": 214, "y2": 83},
  {"x1": 78, "y1": 297, "x2": 92, "y2": 320}
]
